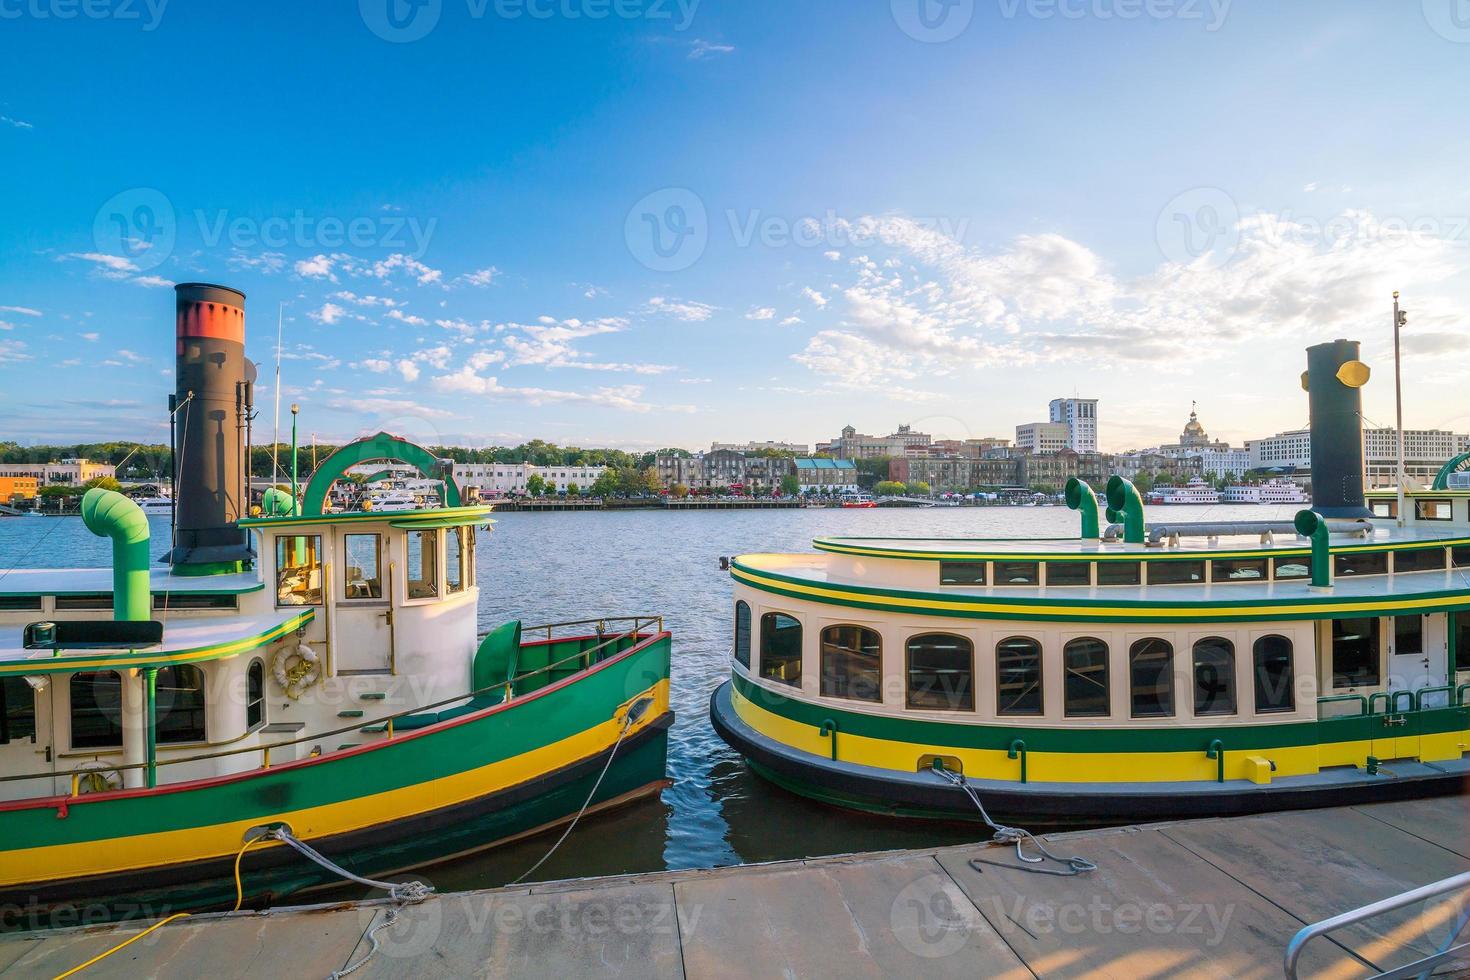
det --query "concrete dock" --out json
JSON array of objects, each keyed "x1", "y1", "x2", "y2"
[{"x1": 4, "y1": 795, "x2": 1467, "y2": 978}]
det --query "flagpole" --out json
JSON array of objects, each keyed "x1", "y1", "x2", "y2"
[
  {"x1": 271, "y1": 302, "x2": 284, "y2": 482},
  {"x1": 1393, "y1": 291, "x2": 1406, "y2": 527}
]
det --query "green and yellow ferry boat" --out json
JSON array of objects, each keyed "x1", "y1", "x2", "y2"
[
  {"x1": 0, "y1": 284, "x2": 672, "y2": 925},
  {"x1": 712, "y1": 338, "x2": 1470, "y2": 823}
]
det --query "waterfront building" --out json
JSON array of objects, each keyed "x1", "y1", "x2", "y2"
[
  {"x1": 1048, "y1": 397, "x2": 1099, "y2": 452},
  {"x1": 0, "y1": 458, "x2": 116, "y2": 486},
  {"x1": 711, "y1": 440, "x2": 809, "y2": 455},
  {"x1": 821, "y1": 424, "x2": 932, "y2": 460},
  {"x1": 452, "y1": 461, "x2": 607, "y2": 497},
  {"x1": 793, "y1": 457, "x2": 859, "y2": 493},
  {"x1": 1112, "y1": 450, "x2": 1205, "y2": 483},
  {"x1": 0, "y1": 475, "x2": 38, "y2": 501},
  {"x1": 1246, "y1": 427, "x2": 1470, "y2": 488},
  {"x1": 1246, "y1": 429, "x2": 1314, "y2": 471},
  {"x1": 1014, "y1": 422, "x2": 1071, "y2": 455}
]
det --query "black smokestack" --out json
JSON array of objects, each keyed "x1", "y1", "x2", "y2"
[
  {"x1": 1305, "y1": 338, "x2": 1372, "y2": 519},
  {"x1": 166, "y1": 283, "x2": 253, "y2": 569}
]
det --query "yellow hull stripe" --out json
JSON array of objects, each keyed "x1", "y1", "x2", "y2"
[
  {"x1": 1, "y1": 679, "x2": 669, "y2": 887},
  {"x1": 731, "y1": 686, "x2": 1469, "y2": 784}
]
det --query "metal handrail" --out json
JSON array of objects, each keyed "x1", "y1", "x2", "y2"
[
  {"x1": 1284, "y1": 870, "x2": 1470, "y2": 979},
  {"x1": 514, "y1": 615, "x2": 665, "y2": 642},
  {"x1": 0, "y1": 618, "x2": 666, "y2": 793},
  {"x1": 1316, "y1": 693, "x2": 1369, "y2": 716}
]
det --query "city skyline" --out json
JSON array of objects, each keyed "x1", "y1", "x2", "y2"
[{"x1": 3, "y1": 3, "x2": 1470, "y2": 452}]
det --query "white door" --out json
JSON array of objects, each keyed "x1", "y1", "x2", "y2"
[
  {"x1": 1388, "y1": 614, "x2": 1448, "y2": 707},
  {"x1": 0, "y1": 677, "x2": 55, "y2": 802},
  {"x1": 334, "y1": 532, "x2": 393, "y2": 674}
]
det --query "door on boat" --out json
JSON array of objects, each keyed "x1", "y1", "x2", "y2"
[
  {"x1": 1388, "y1": 613, "x2": 1447, "y2": 706},
  {"x1": 334, "y1": 531, "x2": 393, "y2": 674},
  {"x1": 0, "y1": 676, "x2": 55, "y2": 802}
]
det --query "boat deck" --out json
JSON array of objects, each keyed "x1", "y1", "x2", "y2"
[
  {"x1": 7, "y1": 794, "x2": 1467, "y2": 977},
  {"x1": 0, "y1": 568, "x2": 262, "y2": 596}
]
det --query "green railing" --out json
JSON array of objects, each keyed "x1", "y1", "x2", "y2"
[{"x1": 0, "y1": 616, "x2": 667, "y2": 798}]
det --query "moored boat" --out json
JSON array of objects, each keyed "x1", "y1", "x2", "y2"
[
  {"x1": 712, "y1": 339, "x2": 1469, "y2": 824},
  {"x1": 0, "y1": 284, "x2": 673, "y2": 927}
]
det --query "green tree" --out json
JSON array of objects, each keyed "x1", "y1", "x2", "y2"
[
  {"x1": 672, "y1": 483, "x2": 690, "y2": 499},
  {"x1": 641, "y1": 468, "x2": 663, "y2": 495},
  {"x1": 615, "y1": 465, "x2": 643, "y2": 496},
  {"x1": 590, "y1": 472, "x2": 619, "y2": 498},
  {"x1": 566, "y1": 482, "x2": 580, "y2": 497},
  {"x1": 904, "y1": 481, "x2": 931, "y2": 496},
  {"x1": 525, "y1": 474, "x2": 546, "y2": 497},
  {"x1": 874, "y1": 480, "x2": 906, "y2": 496},
  {"x1": 779, "y1": 474, "x2": 800, "y2": 496}
]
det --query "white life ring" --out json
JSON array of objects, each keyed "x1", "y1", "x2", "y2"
[
  {"x1": 271, "y1": 640, "x2": 321, "y2": 700},
  {"x1": 73, "y1": 761, "x2": 121, "y2": 795}
]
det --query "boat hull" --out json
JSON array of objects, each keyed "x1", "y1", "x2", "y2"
[
  {"x1": 0, "y1": 634, "x2": 673, "y2": 929},
  {"x1": 710, "y1": 680, "x2": 1470, "y2": 826}
]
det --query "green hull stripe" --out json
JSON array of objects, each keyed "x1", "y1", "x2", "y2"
[
  {"x1": 811, "y1": 535, "x2": 1470, "y2": 563},
  {"x1": 732, "y1": 674, "x2": 1470, "y2": 754}
]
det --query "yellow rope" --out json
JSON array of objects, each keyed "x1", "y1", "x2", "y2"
[
  {"x1": 53, "y1": 835, "x2": 266, "y2": 978},
  {"x1": 51, "y1": 913, "x2": 190, "y2": 979}
]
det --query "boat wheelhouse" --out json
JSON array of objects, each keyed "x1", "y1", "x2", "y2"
[
  {"x1": 712, "y1": 339, "x2": 1470, "y2": 823},
  {"x1": 0, "y1": 285, "x2": 673, "y2": 924}
]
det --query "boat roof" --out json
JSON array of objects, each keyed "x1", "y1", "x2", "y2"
[
  {"x1": 0, "y1": 568, "x2": 262, "y2": 597},
  {"x1": 811, "y1": 522, "x2": 1470, "y2": 562},
  {"x1": 237, "y1": 504, "x2": 494, "y2": 530},
  {"x1": 0, "y1": 608, "x2": 313, "y2": 675}
]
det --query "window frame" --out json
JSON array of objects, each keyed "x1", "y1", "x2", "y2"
[
  {"x1": 341, "y1": 532, "x2": 385, "y2": 602},
  {"x1": 1211, "y1": 558, "x2": 1268, "y2": 583},
  {"x1": 1146, "y1": 560, "x2": 1206, "y2": 586},
  {"x1": 1334, "y1": 550, "x2": 1388, "y2": 578},
  {"x1": 1062, "y1": 636, "x2": 1110, "y2": 718},
  {"x1": 1394, "y1": 548, "x2": 1446, "y2": 574},
  {"x1": 905, "y1": 632, "x2": 975, "y2": 712},
  {"x1": 70, "y1": 670, "x2": 124, "y2": 750},
  {"x1": 995, "y1": 635, "x2": 1044, "y2": 717},
  {"x1": 1416, "y1": 498, "x2": 1453, "y2": 521},
  {"x1": 1128, "y1": 637, "x2": 1175, "y2": 719},
  {"x1": 1191, "y1": 636, "x2": 1237, "y2": 717},
  {"x1": 733, "y1": 601, "x2": 752, "y2": 669},
  {"x1": 992, "y1": 561, "x2": 1040, "y2": 587},
  {"x1": 758, "y1": 612, "x2": 803, "y2": 687},
  {"x1": 404, "y1": 529, "x2": 441, "y2": 601},
  {"x1": 1096, "y1": 562, "x2": 1142, "y2": 586},
  {"x1": 274, "y1": 534, "x2": 324, "y2": 608},
  {"x1": 1045, "y1": 561, "x2": 1092, "y2": 587},
  {"x1": 1252, "y1": 634, "x2": 1295, "y2": 714},
  {"x1": 155, "y1": 664, "x2": 208, "y2": 745},
  {"x1": 446, "y1": 526, "x2": 466, "y2": 595},
  {"x1": 246, "y1": 659, "x2": 266, "y2": 732},
  {"x1": 939, "y1": 561, "x2": 987, "y2": 586},
  {"x1": 1, "y1": 676, "x2": 36, "y2": 745},
  {"x1": 1331, "y1": 617, "x2": 1381, "y2": 689},
  {"x1": 820, "y1": 624, "x2": 883, "y2": 703}
]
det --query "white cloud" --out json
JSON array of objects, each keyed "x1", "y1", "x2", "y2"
[
  {"x1": 332, "y1": 291, "x2": 399, "y2": 308},
  {"x1": 823, "y1": 251, "x2": 841, "y2": 262},
  {"x1": 1, "y1": 115, "x2": 33, "y2": 130},
  {"x1": 689, "y1": 39, "x2": 735, "y2": 59},
  {"x1": 397, "y1": 360, "x2": 421, "y2": 382},
  {"x1": 433, "y1": 369, "x2": 687, "y2": 413},
  {"x1": 801, "y1": 287, "x2": 829, "y2": 308},
  {"x1": 780, "y1": 315, "x2": 803, "y2": 326},
  {"x1": 386, "y1": 309, "x2": 428, "y2": 327},
  {"x1": 309, "y1": 302, "x2": 347, "y2": 325},
  {"x1": 229, "y1": 251, "x2": 287, "y2": 274},
  {"x1": 295, "y1": 254, "x2": 337, "y2": 280},
  {"x1": 371, "y1": 253, "x2": 442, "y2": 285},
  {"x1": 328, "y1": 396, "x2": 455, "y2": 420},
  {"x1": 62, "y1": 253, "x2": 139, "y2": 278},
  {"x1": 0, "y1": 306, "x2": 41, "y2": 317},
  {"x1": 0, "y1": 340, "x2": 30, "y2": 363},
  {"x1": 457, "y1": 267, "x2": 501, "y2": 287},
  {"x1": 132, "y1": 275, "x2": 175, "y2": 288},
  {"x1": 745, "y1": 307, "x2": 776, "y2": 321},
  {"x1": 647, "y1": 296, "x2": 715, "y2": 321},
  {"x1": 357, "y1": 358, "x2": 392, "y2": 373},
  {"x1": 81, "y1": 332, "x2": 100, "y2": 342}
]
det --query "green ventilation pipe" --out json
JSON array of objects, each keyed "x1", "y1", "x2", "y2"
[
  {"x1": 1106, "y1": 476, "x2": 1147, "y2": 545},
  {"x1": 1294, "y1": 509, "x2": 1331, "y2": 588},
  {"x1": 262, "y1": 487, "x2": 297, "y2": 517},
  {"x1": 1064, "y1": 478, "x2": 1100, "y2": 540},
  {"x1": 81, "y1": 488, "x2": 151, "y2": 622}
]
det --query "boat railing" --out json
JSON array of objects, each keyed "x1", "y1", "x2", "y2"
[
  {"x1": 0, "y1": 616, "x2": 668, "y2": 799},
  {"x1": 514, "y1": 615, "x2": 665, "y2": 643},
  {"x1": 1316, "y1": 683, "x2": 1470, "y2": 719},
  {"x1": 1284, "y1": 870, "x2": 1470, "y2": 979}
]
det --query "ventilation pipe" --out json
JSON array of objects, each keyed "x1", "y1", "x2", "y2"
[
  {"x1": 81, "y1": 488, "x2": 151, "y2": 622},
  {"x1": 1064, "y1": 478, "x2": 1101, "y2": 540},
  {"x1": 1105, "y1": 475, "x2": 1146, "y2": 545}
]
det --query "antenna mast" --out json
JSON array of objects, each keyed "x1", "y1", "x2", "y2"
[{"x1": 272, "y1": 303, "x2": 283, "y2": 481}]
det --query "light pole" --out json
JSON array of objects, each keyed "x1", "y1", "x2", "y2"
[{"x1": 1393, "y1": 291, "x2": 1408, "y2": 527}]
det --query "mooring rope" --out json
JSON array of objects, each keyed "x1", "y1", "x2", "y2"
[{"x1": 929, "y1": 765, "x2": 1098, "y2": 877}]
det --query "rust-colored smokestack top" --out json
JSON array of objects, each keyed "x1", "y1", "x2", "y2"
[{"x1": 166, "y1": 283, "x2": 254, "y2": 571}]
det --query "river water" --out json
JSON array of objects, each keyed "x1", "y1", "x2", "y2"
[{"x1": 0, "y1": 503, "x2": 1300, "y2": 891}]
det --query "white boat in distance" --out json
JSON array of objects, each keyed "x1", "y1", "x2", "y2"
[
  {"x1": 1220, "y1": 479, "x2": 1309, "y2": 504},
  {"x1": 1146, "y1": 477, "x2": 1220, "y2": 505}
]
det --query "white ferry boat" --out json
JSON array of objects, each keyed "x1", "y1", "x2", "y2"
[
  {"x1": 1147, "y1": 477, "x2": 1221, "y2": 505},
  {"x1": 1222, "y1": 480, "x2": 1310, "y2": 505},
  {"x1": 134, "y1": 496, "x2": 174, "y2": 515}
]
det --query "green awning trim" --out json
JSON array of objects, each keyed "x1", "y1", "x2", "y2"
[{"x1": 389, "y1": 515, "x2": 497, "y2": 530}]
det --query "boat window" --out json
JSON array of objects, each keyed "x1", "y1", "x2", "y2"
[
  {"x1": 1457, "y1": 614, "x2": 1470, "y2": 675},
  {"x1": 1, "y1": 677, "x2": 36, "y2": 744},
  {"x1": 1212, "y1": 558, "x2": 1268, "y2": 582},
  {"x1": 246, "y1": 659, "x2": 265, "y2": 731},
  {"x1": 1129, "y1": 638, "x2": 1174, "y2": 718},
  {"x1": 733, "y1": 601, "x2": 751, "y2": 668},
  {"x1": 907, "y1": 634, "x2": 974, "y2": 711},
  {"x1": 1147, "y1": 561, "x2": 1205, "y2": 586},
  {"x1": 1334, "y1": 551, "x2": 1387, "y2": 578},
  {"x1": 1063, "y1": 637, "x2": 1109, "y2": 717},
  {"x1": 1369, "y1": 499, "x2": 1397, "y2": 519},
  {"x1": 465, "y1": 526, "x2": 477, "y2": 588},
  {"x1": 1252, "y1": 635, "x2": 1294, "y2": 713},
  {"x1": 1453, "y1": 546, "x2": 1470, "y2": 569},
  {"x1": 1393, "y1": 615, "x2": 1423, "y2": 657},
  {"x1": 275, "y1": 535, "x2": 323, "y2": 606},
  {"x1": 1192, "y1": 637, "x2": 1236, "y2": 716},
  {"x1": 154, "y1": 593, "x2": 238, "y2": 611},
  {"x1": 996, "y1": 636, "x2": 1043, "y2": 716},
  {"x1": 406, "y1": 530, "x2": 439, "y2": 599},
  {"x1": 1273, "y1": 558, "x2": 1310, "y2": 580},
  {"x1": 0, "y1": 596, "x2": 43, "y2": 611},
  {"x1": 1331, "y1": 617, "x2": 1379, "y2": 688},
  {"x1": 342, "y1": 534, "x2": 383, "y2": 599},
  {"x1": 821, "y1": 625, "x2": 882, "y2": 703},
  {"x1": 156, "y1": 665, "x2": 207, "y2": 744},
  {"x1": 446, "y1": 527, "x2": 465, "y2": 594},
  {"x1": 1416, "y1": 499, "x2": 1453, "y2": 521},
  {"x1": 1046, "y1": 562, "x2": 1092, "y2": 586},
  {"x1": 759, "y1": 613, "x2": 803, "y2": 687},
  {"x1": 71, "y1": 670, "x2": 123, "y2": 749},
  {"x1": 55, "y1": 593, "x2": 113, "y2": 610},
  {"x1": 1097, "y1": 562, "x2": 1141, "y2": 586},
  {"x1": 993, "y1": 562, "x2": 1039, "y2": 586},
  {"x1": 939, "y1": 562, "x2": 986, "y2": 586},
  {"x1": 1394, "y1": 548, "x2": 1446, "y2": 573}
]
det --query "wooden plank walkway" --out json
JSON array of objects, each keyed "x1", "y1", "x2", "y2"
[{"x1": 4, "y1": 796, "x2": 1467, "y2": 978}]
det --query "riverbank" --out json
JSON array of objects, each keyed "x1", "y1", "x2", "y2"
[{"x1": 8, "y1": 794, "x2": 1465, "y2": 977}]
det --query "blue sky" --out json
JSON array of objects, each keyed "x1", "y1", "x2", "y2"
[{"x1": 2, "y1": 0, "x2": 1469, "y2": 452}]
